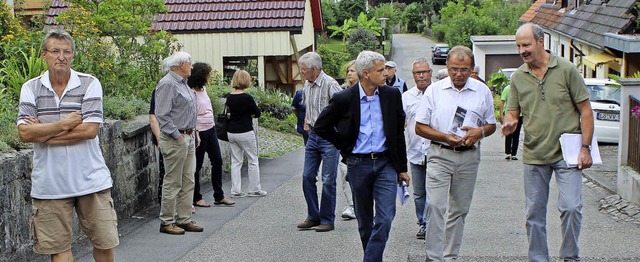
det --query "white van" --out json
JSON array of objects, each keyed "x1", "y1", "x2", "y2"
[{"x1": 584, "y1": 78, "x2": 620, "y2": 143}]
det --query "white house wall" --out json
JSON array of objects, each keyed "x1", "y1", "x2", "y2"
[{"x1": 545, "y1": 30, "x2": 613, "y2": 79}]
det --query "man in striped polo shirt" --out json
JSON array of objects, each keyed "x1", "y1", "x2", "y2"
[{"x1": 17, "y1": 28, "x2": 119, "y2": 261}]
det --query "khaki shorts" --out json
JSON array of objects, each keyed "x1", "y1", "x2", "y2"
[{"x1": 31, "y1": 189, "x2": 119, "y2": 254}]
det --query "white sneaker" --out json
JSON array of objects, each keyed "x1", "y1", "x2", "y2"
[
  {"x1": 230, "y1": 192, "x2": 248, "y2": 198},
  {"x1": 191, "y1": 205, "x2": 196, "y2": 214},
  {"x1": 341, "y1": 206, "x2": 356, "y2": 219},
  {"x1": 247, "y1": 190, "x2": 267, "y2": 197}
]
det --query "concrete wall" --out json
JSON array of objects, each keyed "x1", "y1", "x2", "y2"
[
  {"x1": 618, "y1": 79, "x2": 640, "y2": 206},
  {"x1": 0, "y1": 116, "x2": 227, "y2": 261}
]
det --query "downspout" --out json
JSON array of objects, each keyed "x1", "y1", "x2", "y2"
[{"x1": 571, "y1": 39, "x2": 585, "y2": 66}]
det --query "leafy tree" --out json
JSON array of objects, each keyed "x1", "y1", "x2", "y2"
[
  {"x1": 402, "y1": 2, "x2": 427, "y2": 33},
  {"x1": 335, "y1": 0, "x2": 366, "y2": 27},
  {"x1": 321, "y1": 0, "x2": 339, "y2": 29},
  {"x1": 317, "y1": 45, "x2": 350, "y2": 78},
  {"x1": 55, "y1": 0, "x2": 180, "y2": 99}
]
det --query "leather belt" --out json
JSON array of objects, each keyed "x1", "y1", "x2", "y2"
[
  {"x1": 179, "y1": 129, "x2": 194, "y2": 135},
  {"x1": 350, "y1": 151, "x2": 387, "y2": 160},
  {"x1": 436, "y1": 143, "x2": 474, "y2": 152}
]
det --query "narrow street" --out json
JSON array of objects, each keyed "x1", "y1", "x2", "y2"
[{"x1": 72, "y1": 34, "x2": 640, "y2": 262}]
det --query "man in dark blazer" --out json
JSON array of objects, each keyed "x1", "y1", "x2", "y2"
[{"x1": 314, "y1": 50, "x2": 410, "y2": 262}]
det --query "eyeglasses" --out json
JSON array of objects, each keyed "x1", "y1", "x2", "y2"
[
  {"x1": 448, "y1": 67, "x2": 471, "y2": 74},
  {"x1": 412, "y1": 70, "x2": 433, "y2": 75},
  {"x1": 45, "y1": 49, "x2": 74, "y2": 57}
]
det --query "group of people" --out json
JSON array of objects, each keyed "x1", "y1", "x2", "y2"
[
  {"x1": 291, "y1": 23, "x2": 594, "y2": 262},
  {"x1": 150, "y1": 51, "x2": 267, "y2": 236},
  {"x1": 16, "y1": 22, "x2": 594, "y2": 262}
]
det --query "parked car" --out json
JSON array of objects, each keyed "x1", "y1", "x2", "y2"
[
  {"x1": 584, "y1": 78, "x2": 621, "y2": 143},
  {"x1": 432, "y1": 44, "x2": 450, "y2": 65},
  {"x1": 431, "y1": 43, "x2": 448, "y2": 52}
]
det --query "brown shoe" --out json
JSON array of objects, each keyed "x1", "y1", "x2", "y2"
[
  {"x1": 177, "y1": 221, "x2": 204, "y2": 232},
  {"x1": 160, "y1": 224, "x2": 185, "y2": 235},
  {"x1": 214, "y1": 198, "x2": 236, "y2": 206},
  {"x1": 315, "y1": 224, "x2": 335, "y2": 232},
  {"x1": 297, "y1": 219, "x2": 320, "y2": 229}
]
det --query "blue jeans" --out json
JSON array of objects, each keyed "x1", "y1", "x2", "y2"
[
  {"x1": 410, "y1": 162, "x2": 428, "y2": 226},
  {"x1": 302, "y1": 131, "x2": 339, "y2": 224},
  {"x1": 345, "y1": 154, "x2": 397, "y2": 262},
  {"x1": 524, "y1": 160, "x2": 582, "y2": 262}
]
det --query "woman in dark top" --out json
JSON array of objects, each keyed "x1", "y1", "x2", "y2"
[
  {"x1": 188, "y1": 62, "x2": 235, "y2": 207},
  {"x1": 226, "y1": 70, "x2": 266, "y2": 198}
]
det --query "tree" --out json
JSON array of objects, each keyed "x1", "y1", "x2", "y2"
[
  {"x1": 402, "y1": 2, "x2": 427, "y2": 33},
  {"x1": 321, "y1": 0, "x2": 338, "y2": 29},
  {"x1": 328, "y1": 13, "x2": 382, "y2": 42},
  {"x1": 335, "y1": 0, "x2": 366, "y2": 27},
  {"x1": 346, "y1": 27, "x2": 379, "y2": 59}
]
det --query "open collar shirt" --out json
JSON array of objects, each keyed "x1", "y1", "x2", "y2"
[
  {"x1": 155, "y1": 71, "x2": 197, "y2": 139},
  {"x1": 352, "y1": 83, "x2": 387, "y2": 154},
  {"x1": 403, "y1": 86, "x2": 431, "y2": 165},
  {"x1": 415, "y1": 77, "x2": 496, "y2": 138},
  {"x1": 302, "y1": 71, "x2": 342, "y2": 127}
]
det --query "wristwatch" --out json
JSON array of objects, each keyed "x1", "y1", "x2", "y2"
[{"x1": 581, "y1": 144, "x2": 591, "y2": 151}]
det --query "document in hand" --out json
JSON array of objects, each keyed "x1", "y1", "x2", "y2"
[
  {"x1": 448, "y1": 106, "x2": 484, "y2": 137},
  {"x1": 559, "y1": 133, "x2": 603, "y2": 168},
  {"x1": 397, "y1": 182, "x2": 410, "y2": 205}
]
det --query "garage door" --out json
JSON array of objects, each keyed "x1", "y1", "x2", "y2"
[{"x1": 485, "y1": 54, "x2": 523, "y2": 79}]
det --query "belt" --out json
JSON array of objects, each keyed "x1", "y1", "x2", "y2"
[
  {"x1": 436, "y1": 143, "x2": 474, "y2": 152},
  {"x1": 179, "y1": 129, "x2": 194, "y2": 135},
  {"x1": 350, "y1": 151, "x2": 387, "y2": 160}
]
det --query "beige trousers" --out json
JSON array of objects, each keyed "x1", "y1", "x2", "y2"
[{"x1": 159, "y1": 133, "x2": 196, "y2": 225}]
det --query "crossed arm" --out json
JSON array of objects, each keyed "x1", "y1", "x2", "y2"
[{"x1": 18, "y1": 112, "x2": 100, "y2": 145}]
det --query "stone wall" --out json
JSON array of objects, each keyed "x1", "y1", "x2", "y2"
[{"x1": 0, "y1": 116, "x2": 226, "y2": 261}]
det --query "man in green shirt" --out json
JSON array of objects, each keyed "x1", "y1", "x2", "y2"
[{"x1": 502, "y1": 23, "x2": 594, "y2": 262}]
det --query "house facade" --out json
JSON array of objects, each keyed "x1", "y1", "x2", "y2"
[
  {"x1": 518, "y1": 0, "x2": 638, "y2": 78},
  {"x1": 48, "y1": 0, "x2": 323, "y2": 93}
]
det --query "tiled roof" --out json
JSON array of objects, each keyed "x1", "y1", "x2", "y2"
[
  {"x1": 518, "y1": 0, "x2": 545, "y2": 22},
  {"x1": 47, "y1": 0, "x2": 308, "y2": 33},
  {"x1": 520, "y1": 0, "x2": 636, "y2": 49}
]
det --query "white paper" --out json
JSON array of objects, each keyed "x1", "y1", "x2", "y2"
[
  {"x1": 559, "y1": 133, "x2": 603, "y2": 168},
  {"x1": 448, "y1": 106, "x2": 484, "y2": 137},
  {"x1": 397, "y1": 182, "x2": 410, "y2": 205}
]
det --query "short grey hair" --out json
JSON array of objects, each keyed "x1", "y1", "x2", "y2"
[
  {"x1": 161, "y1": 57, "x2": 171, "y2": 76},
  {"x1": 412, "y1": 57, "x2": 430, "y2": 67},
  {"x1": 355, "y1": 51, "x2": 385, "y2": 79},
  {"x1": 299, "y1": 52, "x2": 323, "y2": 70},
  {"x1": 517, "y1": 23, "x2": 544, "y2": 41},
  {"x1": 436, "y1": 68, "x2": 448, "y2": 80},
  {"x1": 447, "y1": 45, "x2": 475, "y2": 68},
  {"x1": 41, "y1": 27, "x2": 75, "y2": 53},
  {"x1": 165, "y1": 51, "x2": 192, "y2": 69}
]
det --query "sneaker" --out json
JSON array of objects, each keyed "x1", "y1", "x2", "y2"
[
  {"x1": 230, "y1": 192, "x2": 248, "y2": 198},
  {"x1": 160, "y1": 224, "x2": 185, "y2": 235},
  {"x1": 416, "y1": 224, "x2": 426, "y2": 239},
  {"x1": 247, "y1": 190, "x2": 267, "y2": 197},
  {"x1": 505, "y1": 154, "x2": 511, "y2": 160},
  {"x1": 341, "y1": 206, "x2": 356, "y2": 220},
  {"x1": 214, "y1": 198, "x2": 236, "y2": 205},
  {"x1": 176, "y1": 221, "x2": 204, "y2": 232}
]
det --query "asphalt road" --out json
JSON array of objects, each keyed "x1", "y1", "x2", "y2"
[{"x1": 69, "y1": 34, "x2": 637, "y2": 262}]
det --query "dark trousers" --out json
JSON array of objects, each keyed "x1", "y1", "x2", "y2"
[
  {"x1": 194, "y1": 127, "x2": 225, "y2": 202},
  {"x1": 157, "y1": 151, "x2": 165, "y2": 204},
  {"x1": 505, "y1": 116, "x2": 523, "y2": 156}
]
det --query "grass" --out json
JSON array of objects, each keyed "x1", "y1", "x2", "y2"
[{"x1": 322, "y1": 38, "x2": 347, "y2": 53}]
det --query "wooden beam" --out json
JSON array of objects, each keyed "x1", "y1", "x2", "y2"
[{"x1": 270, "y1": 58, "x2": 288, "y2": 84}]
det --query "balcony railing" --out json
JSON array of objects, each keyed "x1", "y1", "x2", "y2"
[{"x1": 629, "y1": 96, "x2": 640, "y2": 173}]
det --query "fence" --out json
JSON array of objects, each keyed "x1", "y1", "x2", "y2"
[{"x1": 629, "y1": 96, "x2": 640, "y2": 173}]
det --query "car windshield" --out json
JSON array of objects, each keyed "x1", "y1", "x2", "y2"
[
  {"x1": 438, "y1": 47, "x2": 450, "y2": 53},
  {"x1": 586, "y1": 84, "x2": 621, "y2": 105}
]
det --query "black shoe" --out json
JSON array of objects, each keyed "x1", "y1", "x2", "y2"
[
  {"x1": 511, "y1": 156, "x2": 518, "y2": 160},
  {"x1": 505, "y1": 155, "x2": 511, "y2": 160},
  {"x1": 416, "y1": 224, "x2": 426, "y2": 239}
]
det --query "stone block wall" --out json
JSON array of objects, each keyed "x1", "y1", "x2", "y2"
[{"x1": 0, "y1": 116, "x2": 226, "y2": 261}]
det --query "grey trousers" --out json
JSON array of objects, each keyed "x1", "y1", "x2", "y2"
[
  {"x1": 523, "y1": 160, "x2": 582, "y2": 262},
  {"x1": 424, "y1": 145, "x2": 480, "y2": 262}
]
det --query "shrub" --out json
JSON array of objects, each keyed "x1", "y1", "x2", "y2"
[
  {"x1": 346, "y1": 28, "x2": 379, "y2": 59},
  {"x1": 317, "y1": 45, "x2": 351, "y2": 78},
  {"x1": 246, "y1": 87, "x2": 292, "y2": 120},
  {"x1": 258, "y1": 112, "x2": 297, "y2": 134},
  {"x1": 103, "y1": 95, "x2": 149, "y2": 121}
]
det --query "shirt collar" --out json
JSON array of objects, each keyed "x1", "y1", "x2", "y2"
[
  {"x1": 439, "y1": 77, "x2": 478, "y2": 92},
  {"x1": 358, "y1": 82, "x2": 379, "y2": 99},
  {"x1": 40, "y1": 69, "x2": 81, "y2": 92},
  {"x1": 309, "y1": 71, "x2": 327, "y2": 87},
  {"x1": 168, "y1": 71, "x2": 187, "y2": 83},
  {"x1": 522, "y1": 51, "x2": 559, "y2": 73}
]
